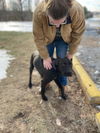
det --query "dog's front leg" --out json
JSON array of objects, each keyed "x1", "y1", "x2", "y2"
[
  {"x1": 41, "y1": 80, "x2": 48, "y2": 101},
  {"x1": 54, "y1": 78, "x2": 68, "y2": 100}
]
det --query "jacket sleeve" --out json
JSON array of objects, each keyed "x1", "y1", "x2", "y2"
[
  {"x1": 69, "y1": 3, "x2": 85, "y2": 55},
  {"x1": 33, "y1": 9, "x2": 49, "y2": 59}
]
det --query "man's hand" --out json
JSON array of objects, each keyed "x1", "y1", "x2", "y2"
[
  {"x1": 67, "y1": 54, "x2": 73, "y2": 60},
  {"x1": 43, "y1": 57, "x2": 52, "y2": 70}
]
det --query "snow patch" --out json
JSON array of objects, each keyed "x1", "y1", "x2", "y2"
[{"x1": 0, "y1": 49, "x2": 15, "y2": 81}]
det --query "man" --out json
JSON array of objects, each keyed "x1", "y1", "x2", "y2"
[{"x1": 33, "y1": 0, "x2": 85, "y2": 92}]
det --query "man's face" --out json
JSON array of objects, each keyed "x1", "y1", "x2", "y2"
[{"x1": 48, "y1": 15, "x2": 67, "y2": 28}]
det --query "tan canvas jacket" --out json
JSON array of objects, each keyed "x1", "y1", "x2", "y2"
[{"x1": 33, "y1": 0, "x2": 85, "y2": 59}]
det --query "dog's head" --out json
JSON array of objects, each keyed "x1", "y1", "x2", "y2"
[{"x1": 54, "y1": 57, "x2": 73, "y2": 77}]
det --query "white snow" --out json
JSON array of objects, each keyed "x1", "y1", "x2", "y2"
[
  {"x1": 95, "y1": 70, "x2": 100, "y2": 74},
  {"x1": 0, "y1": 49, "x2": 15, "y2": 81},
  {"x1": 0, "y1": 21, "x2": 32, "y2": 32}
]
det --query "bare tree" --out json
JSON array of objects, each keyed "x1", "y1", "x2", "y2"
[
  {"x1": 28, "y1": 0, "x2": 31, "y2": 11},
  {"x1": 11, "y1": 1, "x2": 20, "y2": 11},
  {"x1": 18, "y1": 0, "x2": 23, "y2": 11},
  {"x1": 11, "y1": 0, "x2": 24, "y2": 11},
  {"x1": 18, "y1": 0, "x2": 26, "y2": 20},
  {"x1": 0, "y1": 0, "x2": 6, "y2": 10}
]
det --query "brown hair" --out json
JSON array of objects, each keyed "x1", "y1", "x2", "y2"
[{"x1": 46, "y1": 0, "x2": 72, "y2": 20}]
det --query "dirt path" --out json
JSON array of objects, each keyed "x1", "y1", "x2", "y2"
[{"x1": 0, "y1": 32, "x2": 99, "y2": 133}]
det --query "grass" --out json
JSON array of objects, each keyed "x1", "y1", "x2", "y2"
[{"x1": 0, "y1": 31, "x2": 36, "y2": 57}]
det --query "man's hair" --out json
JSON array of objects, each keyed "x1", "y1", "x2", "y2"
[{"x1": 46, "y1": 0, "x2": 72, "y2": 20}]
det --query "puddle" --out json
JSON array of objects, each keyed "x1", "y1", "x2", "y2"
[{"x1": 76, "y1": 44, "x2": 100, "y2": 89}]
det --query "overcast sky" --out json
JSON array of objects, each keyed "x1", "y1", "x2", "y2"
[
  {"x1": 6, "y1": 0, "x2": 100, "y2": 12},
  {"x1": 77, "y1": 0, "x2": 100, "y2": 12}
]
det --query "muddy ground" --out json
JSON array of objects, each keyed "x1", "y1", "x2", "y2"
[{"x1": 0, "y1": 32, "x2": 99, "y2": 133}]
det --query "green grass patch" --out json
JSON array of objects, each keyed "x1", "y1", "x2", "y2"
[{"x1": 0, "y1": 31, "x2": 35, "y2": 57}]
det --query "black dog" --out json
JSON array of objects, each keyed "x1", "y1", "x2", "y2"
[{"x1": 28, "y1": 51, "x2": 73, "y2": 101}]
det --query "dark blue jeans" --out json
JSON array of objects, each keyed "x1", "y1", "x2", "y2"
[{"x1": 46, "y1": 38, "x2": 69, "y2": 86}]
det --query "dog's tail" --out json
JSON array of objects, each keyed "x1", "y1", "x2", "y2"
[
  {"x1": 30, "y1": 54, "x2": 34, "y2": 68},
  {"x1": 28, "y1": 54, "x2": 34, "y2": 88}
]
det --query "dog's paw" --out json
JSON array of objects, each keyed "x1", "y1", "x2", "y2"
[
  {"x1": 62, "y1": 94, "x2": 68, "y2": 100},
  {"x1": 58, "y1": 96, "x2": 62, "y2": 100},
  {"x1": 42, "y1": 95, "x2": 48, "y2": 101},
  {"x1": 28, "y1": 83, "x2": 32, "y2": 88}
]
